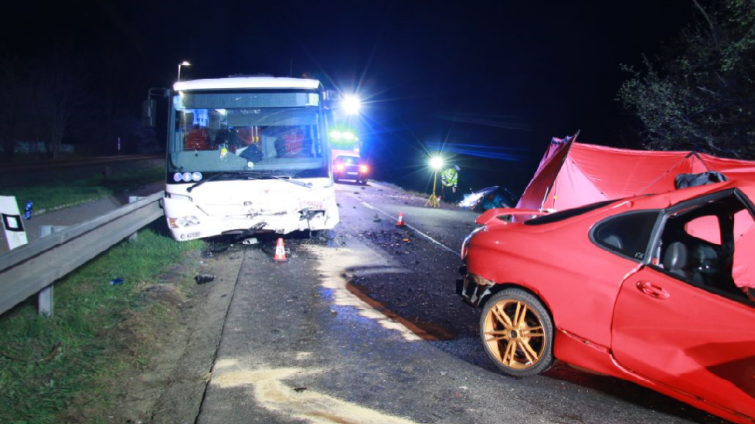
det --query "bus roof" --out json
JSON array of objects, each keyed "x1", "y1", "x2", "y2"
[{"x1": 174, "y1": 76, "x2": 321, "y2": 91}]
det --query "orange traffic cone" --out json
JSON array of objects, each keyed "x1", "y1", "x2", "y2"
[
  {"x1": 396, "y1": 212, "x2": 405, "y2": 227},
  {"x1": 273, "y1": 237, "x2": 288, "y2": 262}
]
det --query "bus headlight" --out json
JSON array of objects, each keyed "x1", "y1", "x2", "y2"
[{"x1": 168, "y1": 216, "x2": 200, "y2": 228}]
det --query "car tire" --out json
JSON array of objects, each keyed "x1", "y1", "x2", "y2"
[{"x1": 480, "y1": 288, "x2": 554, "y2": 377}]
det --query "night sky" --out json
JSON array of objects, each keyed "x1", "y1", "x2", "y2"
[{"x1": 1, "y1": 0, "x2": 695, "y2": 194}]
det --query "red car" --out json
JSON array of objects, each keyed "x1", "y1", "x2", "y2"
[{"x1": 458, "y1": 179, "x2": 755, "y2": 424}]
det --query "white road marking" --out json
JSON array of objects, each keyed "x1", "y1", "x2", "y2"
[{"x1": 345, "y1": 193, "x2": 458, "y2": 256}]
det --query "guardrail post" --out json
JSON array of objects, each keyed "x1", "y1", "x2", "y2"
[
  {"x1": 128, "y1": 196, "x2": 145, "y2": 242},
  {"x1": 38, "y1": 225, "x2": 66, "y2": 317}
]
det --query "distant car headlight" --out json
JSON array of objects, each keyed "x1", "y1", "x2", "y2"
[
  {"x1": 168, "y1": 216, "x2": 200, "y2": 228},
  {"x1": 359, "y1": 165, "x2": 369, "y2": 173},
  {"x1": 336, "y1": 164, "x2": 345, "y2": 171}
]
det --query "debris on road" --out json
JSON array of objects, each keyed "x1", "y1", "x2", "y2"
[{"x1": 195, "y1": 274, "x2": 216, "y2": 284}]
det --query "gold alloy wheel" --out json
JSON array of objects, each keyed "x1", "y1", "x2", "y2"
[{"x1": 482, "y1": 297, "x2": 546, "y2": 370}]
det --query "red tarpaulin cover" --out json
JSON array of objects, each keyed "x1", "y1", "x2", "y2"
[
  {"x1": 516, "y1": 134, "x2": 755, "y2": 295},
  {"x1": 518, "y1": 134, "x2": 755, "y2": 211}
]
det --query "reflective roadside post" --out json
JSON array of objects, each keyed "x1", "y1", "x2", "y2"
[{"x1": 424, "y1": 156, "x2": 443, "y2": 208}]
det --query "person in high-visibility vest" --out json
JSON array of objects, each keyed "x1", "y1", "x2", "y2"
[{"x1": 441, "y1": 165, "x2": 459, "y2": 200}]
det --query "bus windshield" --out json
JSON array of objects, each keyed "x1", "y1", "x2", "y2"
[{"x1": 168, "y1": 91, "x2": 328, "y2": 178}]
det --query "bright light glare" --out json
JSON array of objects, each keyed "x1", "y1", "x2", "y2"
[
  {"x1": 330, "y1": 129, "x2": 357, "y2": 141},
  {"x1": 430, "y1": 156, "x2": 443, "y2": 169},
  {"x1": 343, "y1": 95, "x2": 361, "y2": 115}
]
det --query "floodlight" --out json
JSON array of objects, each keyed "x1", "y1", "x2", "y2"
[{"x1": 343, "y1": 95, "x2": 361, "y2": 115}]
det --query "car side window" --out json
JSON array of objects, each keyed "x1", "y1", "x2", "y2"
[
  {"x1": 653, "y1": 191, "x2": 754, "y2": 305},
  {"x1": 593, "y1": 211, "x2": 659, "y2": 261}
]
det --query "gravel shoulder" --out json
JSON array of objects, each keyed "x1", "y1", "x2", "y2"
[{"x1": 107, "y1": 243, "x2": 244, "y2": 424}]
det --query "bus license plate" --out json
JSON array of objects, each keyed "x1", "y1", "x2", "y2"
[{"x1": 299, "y1": 200, "x2": 324, "y2": 210}]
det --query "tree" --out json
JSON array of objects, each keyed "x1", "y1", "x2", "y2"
[
  {"x1": 38, "y1": 42, "x2": 87, "y2": 160},
  {"x1": 0, "y1": 50, "x2": 33, "y2": 161},
  {"x1": 618, "y1": 0, "x2": 755, "y2": 158}
]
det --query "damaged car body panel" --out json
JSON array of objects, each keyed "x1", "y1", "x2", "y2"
[{"x1": 459, "y1": 179, "x2": 755, "y2": 424}]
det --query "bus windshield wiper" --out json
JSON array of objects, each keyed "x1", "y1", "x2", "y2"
[
  {"x1": 187, "y1": 171, "x2": 259, "y2": 192},
  {"x1": 187, "y1": 171, "x2": 311, "y2": 192},
  {"x1": 270, "y1": 174, "x2": 313, "y2": 188}
]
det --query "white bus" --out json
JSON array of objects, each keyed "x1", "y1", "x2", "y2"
[{"x1": 163, "y1": 76, "x2": 339, "y2": 241}]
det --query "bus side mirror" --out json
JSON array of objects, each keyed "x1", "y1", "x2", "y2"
[
  {"x1": 142, "y1": 99, "x2": 156, "y2": 128},
  {"x1": 324, "y1": 90, "x2": 339, "y2": 101}
]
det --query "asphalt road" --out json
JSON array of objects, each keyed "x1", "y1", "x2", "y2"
[{"x1": 195, "y1": 181, "x2": 731, "y2": 424}]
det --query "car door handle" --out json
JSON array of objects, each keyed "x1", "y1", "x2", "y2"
[{"x1": 636, "y1": 281, "x2": 670, "y2": 299}]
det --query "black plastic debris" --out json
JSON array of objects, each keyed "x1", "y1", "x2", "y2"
[
  {"x1": 209, "y1": 244, "x2": 229, "y2": 253},
  {"x1": 195, "y1": 274, "x2": 216, "y2": 284},
  {"x1": 675, "y1": 171, "x2": 728, "y2": 189}
]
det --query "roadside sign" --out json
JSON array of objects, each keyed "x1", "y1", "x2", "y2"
[{"x1": 0, "y1": 196, "x2": 28, "y2": 250}]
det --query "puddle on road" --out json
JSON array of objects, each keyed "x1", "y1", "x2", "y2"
[
  {"x1": 212, "y1": 362, "x2": 418, "y2": 424},
  {"x1": 299, "y1": 243, "x2": 423, "y2": 342},
  {"x1": 344, "y1": 282, "x2": 456, "y2": 341}
]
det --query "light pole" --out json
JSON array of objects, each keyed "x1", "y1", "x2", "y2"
[
  {"x1": 177, "y1": 61, "x2": 191, "y2": 81},
  {"x1": 424, "y1": 156, "x2": 443, "y2": 208}
]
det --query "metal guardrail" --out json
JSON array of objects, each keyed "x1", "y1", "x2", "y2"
[
  {"x1": 0, "y1": 191, "x2": 164, "y2": 316},
  {"x1": 0, "y1": 154, "x2": 163, "y2": 173}
]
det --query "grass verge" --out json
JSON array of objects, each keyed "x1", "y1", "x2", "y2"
[
  {"x1": 0, "y1": 223, "x2": 203, "y2": 424},
  {"x1": 0, "y1": 159, "x2": 165, "y2": 213}
]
